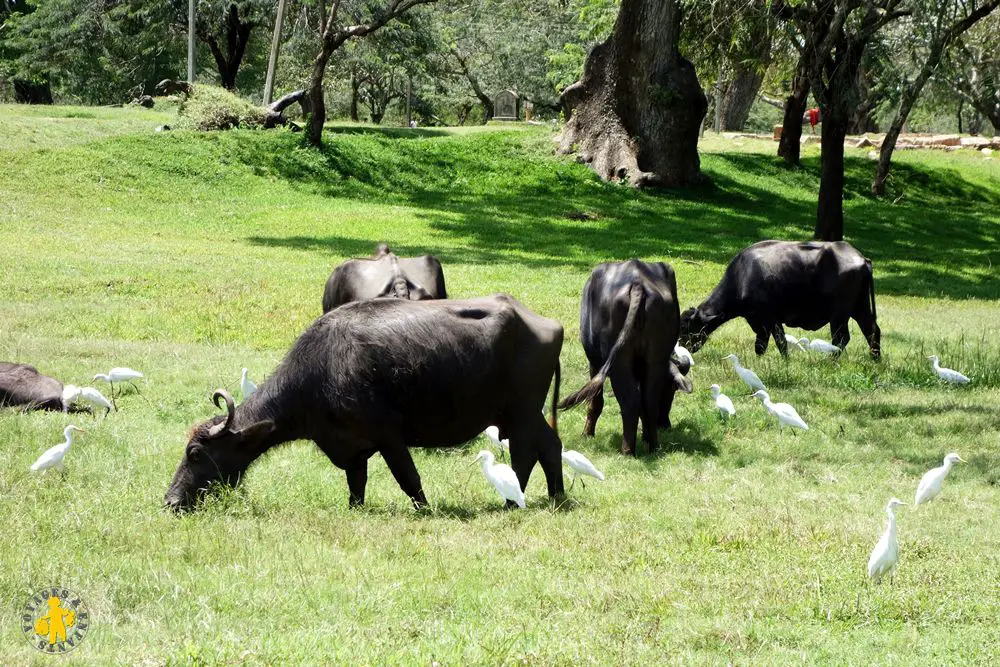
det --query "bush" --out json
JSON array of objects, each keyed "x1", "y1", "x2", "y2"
[{"x1": 177, "y1": 85, "x2": 268, "y2": 131}]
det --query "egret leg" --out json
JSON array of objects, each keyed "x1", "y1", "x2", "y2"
[
  {"x1": 127, "y1": 381, "x2": 142, "y2": 396},
  {"x1": 109, "y1": 382, "x2": 118, "y2": 410},
  {"x1": 580, "y1": 478, "x2": 587, "y2": 489}
]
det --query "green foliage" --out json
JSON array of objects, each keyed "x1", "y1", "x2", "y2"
[{"x1": 176, "y1": 84, "x2": 268, "y2": 130}]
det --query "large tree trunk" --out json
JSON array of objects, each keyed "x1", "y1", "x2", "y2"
[
  {"x1": 778, "y1": 63, "x2": 809, "y2": 165},
  {"x1": 203, "y1": 4, "x2": 255, "y2": 90},
  {"x1": 556, "y1": 0, "x2": 706, "y2": 187},
  {"x1": 450, "y1": 48, "x2": 493, "y2": 123},
  {"x1": 350, "y1": 72, "x2": 360, "y2": 122},
  {"x1": 720, "y1": 65, "x2": 764, "y2": 131}
]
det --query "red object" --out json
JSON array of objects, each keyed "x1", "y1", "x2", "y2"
[{"x1": 807, "y1": 108, "x2": 821, "y2": 127}]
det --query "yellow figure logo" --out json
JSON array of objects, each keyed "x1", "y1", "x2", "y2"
[
  {"x1": 21, "y1": 587, "x2": 90, "y2": 653},
  {"x1": 34, "y1": 596, "x2": 76, "y2": 645}
]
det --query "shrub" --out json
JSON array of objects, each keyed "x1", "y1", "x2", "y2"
[{"x1": 177, "y1": 85, "x2": 268, "y2": 131}]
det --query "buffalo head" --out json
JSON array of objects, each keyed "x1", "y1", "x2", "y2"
[
  {"x1": 164, "y1": 390, "x2": 275, "y2": 512},
  {"x1": 678, "y1": 307, "x2": 710, "y2": 353}
]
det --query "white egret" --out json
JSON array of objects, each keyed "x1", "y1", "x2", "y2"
[
  {"x1": 723, "y1": 354, "x2": 766, "y2": 393},
  {"x1": 61, "y1": 384, "x2": 81, "y2": 412},
  {"x1": 709, "y1": 384, "x2": 736, "y2": 419},
  {"x1": 561, "y1": 448, "x2": 604, "y2": 490},
  {"x1": 241, "y1": 368, "x2": 257, "y2": 399},
  {"x1": 784, "y1": 334, "x2": 806, "y2": 352},
  {"x1": 473, "y1": 450, "x2": 525, "y2": 508},
  {"x1": 78, "y1": 387, "x2": 113, "y2": 416},
  {"x1": 674, "y1": 344, "x2": 695, "y2": 367},
  {"x1": 928, "y1": 355, "x2": 970, "y2": 384},
  {"x1": 30, "y1": 425, "x2": 85, "y2": 473},
  {"x1": 799, "y1": 337, "x2": 841, "y2": 355},
  {"x1": 752, "y1": 390, "x2": 808, "y2": 432},
  {"x1": 868, "y1": 497, "x2": 906, "y2": 583},
  {"x1": 93, "y1": 367, "x2": 144, "y2": 406},
  {"x1": 914, "y1": 452, "x2": 966, "y2": 506},
  {"x1": 482, "y1": 425, "x2": 509, "y2": 457}
]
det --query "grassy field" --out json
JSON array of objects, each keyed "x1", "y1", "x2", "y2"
[{"x1": 1, "y1": 102, "x2": 999, "y2": 665}]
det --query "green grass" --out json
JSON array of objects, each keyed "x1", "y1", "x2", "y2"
[{"x1": 1, "y1": 103, "x2": 999, "y2": 664}]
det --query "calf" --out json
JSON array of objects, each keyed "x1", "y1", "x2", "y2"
[
  {"x1": 322, "y1": 243, "x2": 447, "y2": 312},
  {"x1": 0, "y1": 362, "x2": 64, "y2": 412},
  {"x1": 559, "y1": 260, "x2": 692, "y2": 455},
  {"x1": 679, "y1": 240, "x2": 881, "y2": 359},
  {"x1": 165, "y1": 294, "x2": 564, "y2": 511}
]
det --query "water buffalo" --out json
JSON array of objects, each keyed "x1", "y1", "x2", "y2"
[
  {"x1": 0, "y1": 362, "x2": 64, "y2": 411},
  {"x1": 321, "y1": 243, "x2": 447, "y2": 312},
  {"x1": 559, "y1": 260, "x2": 692, "y2": 456},
  {"x1": 165, "y1": 294, "x2": 564, "y2": 511},
  {"x1": 679, "y1": 240, "x2": 881, "y2": 359}
]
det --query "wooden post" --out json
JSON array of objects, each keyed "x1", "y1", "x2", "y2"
[
  {"x1": 187, "y1": 0, "x2": 196, "y2": 83},
  {"x1": 263, "y1": 0, "x2": 288, "y2": 106}
]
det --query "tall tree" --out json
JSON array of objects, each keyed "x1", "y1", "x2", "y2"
[
  {"x1": 556, "y1": 0, "x2": 707, "y2": 187},
  {"x1": 872, "y1": 0, "x2": 1000, "y2": 195},
  {"x1": 940, "y1": 10, "x2": 1000, "y2": 130},
  {"x1": 307, "y1": 0, "x2": 436, "y2": 146},
  {"x1": 189, "y1": 1, "x2": 269, "y2": 90},
  {"x1": 773, "y1": 0, "x2": 909, "y2": 241}
]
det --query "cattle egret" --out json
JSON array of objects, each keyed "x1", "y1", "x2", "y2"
[
  {"x1": 709, "y1": 384, "x2": 736, "y2": 419},
  {"x1": 752, "y1": 390, "x2": 808, "y2": 432},
  {"x1": 799, "y1": 337, "x2": 841, "y2": 355},
  {"x1": 868, "y1": 497, "x2": 906, "y2": 583},
  {"x1": 93, "y1": 367, "x2": 144, "y2": 406},
  {"x1": 784, "y1": 334, "x2": 807, "y2": 352},
  {"x1": 30, "y1": 425, "x2": 85, "y2": 473},
  {"x1": 674, "y1": 344, "x2": 695, "y2": 367},
  {"x1": 482, "y1": 425, "x2": 509, "y2": 457},
  {"x1": 928, "y1": 355, "x2": 970, "y2": 384},
  {"x1": 723, "y1": 354, "x2": 766, "y2": 393},
  {"x1": 78, "y1": 387, "x2": 113, "y2": 416},
  {"x1": 915, "y1": 452, "x2": 966, "y2": 506},
  {"x1": 241, "y1": 368, "x2": 257, "y2": 399},
  {"x1": 473, "y1": 450, "x2": 525, "y2": 508},
  {"x1": 561, "y1": 448, "x2": 604, "y2": 490},
  {"x1": 61, "y1": 384, "x2": 81, "y2": 412}
]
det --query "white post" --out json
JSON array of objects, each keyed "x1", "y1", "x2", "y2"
[
  {"x1": 187, "y1": 0, "x2": 196, "y2": 83},
  {"x1": 263, "y1": 0, "x2": 288, "y2": 106}
]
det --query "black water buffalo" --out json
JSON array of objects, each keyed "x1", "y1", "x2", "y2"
[
  {"x1": 0, "y1": 362, "x2": 64, "y2": 411},
  {"x1": 679, "y1": 240, "x2": 881, "y2": 359},
  {"x1": 559, "y1": 260, "x2": 693, "y2": 456},
  {"x1": 165, "y1": 294, "x2": 564, "y2": 511},
  {"x1": 321, "y1": 243, "x2": 447, "y2": 312}
]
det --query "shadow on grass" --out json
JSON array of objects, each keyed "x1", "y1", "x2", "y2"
[
  {"x1": 232, "y1": 131, "x2": 1000, "y2": 299},
  {"x1": 324, "y1": 125, "x2": 451, "y2": 139}
]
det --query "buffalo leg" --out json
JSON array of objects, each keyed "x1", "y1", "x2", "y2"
[
  {"x1": 380, "y1": 444, "x2": 428, "y2": 509},
  {"x1": 345, "y1": 454, "x2": 372, "y2": 507},
  {"x1": 583, "y1": 361, "x2": 604, "y2": 437},
  {"x1": 639, "y1": 368, "x2": 664, "y2": 452},
  {"x1": 772, "y1": 323, "x2": 789, "y2": 357},
  {"x1": 853, "y1": 310, "x2": 881, "y2": 360},
  {"x1": 831, "y1": 317, "x2": 851, "y2": 350},
  {"x1": 609, "y1": 367, "x2": 640, "y2": 456},
  {"x1": 749, "y1": 321, "x2": 769, "y2": 356},
  {"x1": 534, "y1": 419, "x2": 565, "y2": 497}
]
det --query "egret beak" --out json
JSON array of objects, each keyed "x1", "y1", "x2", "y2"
[
  {"x1": 957, "y1": 456, "x2": 967, "y2": 463},
  {"x1": 72, "y1": 427, "x2": 87, "y2": 433}
]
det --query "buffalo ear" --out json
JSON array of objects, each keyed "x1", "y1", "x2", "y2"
[
  {"x1": 670, "y1": 362, "x2": 693, "y2": 394},
  {"x1": 237, "y1": 420, "x2": 276, "y2": 445}
]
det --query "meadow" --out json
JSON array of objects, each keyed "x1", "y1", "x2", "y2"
[{"x1": 1, "y1": 103, "x2": 999, "y2": 665}]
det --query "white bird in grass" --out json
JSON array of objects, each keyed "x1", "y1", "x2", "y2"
[
  {"x1": 723, "y1": 354, "x2": 766, "y2": 393},
  {"x1": 561, "y1": 447, "x2": 604, "y2": 490},
  {"x1": 61, "y1": 384, "x2": 81, "y2": 412},
  {"x1": 240, "y1": 368, "x2": 257, "y2": 399},
  {"x1": 473, "y1": 450, "x2": 525, "y2": 508},
  {"x1": 93, "y1": 367, "x2": 144, "y2": 406},
  {"x1": 752, "y1": 390, "x2": 808, "y2": 432},
  {"x1": 799, "y1": 337, "x2": 841, "y2": 355},
  {"x1": 868, "y1": 497, "x2": 906, "y2": 583},
  {"x1": 709, "y1": 384, "x2": 736, "y2": 419},
  {"x1": 78, "y1": 387, "x2": 113, "y2": 415},
  {"x1": 674, "y1": 344, "x2": 695, "y2": 367},
  {"x1": 928, "y1": 355, "x2": 970, "y2": 385},
  {"x1": 482, "y1": 425, "x2": 509, "y2": 457},
  {"x1": 30, "y1": 425, "x2": 85, "y2": 473},
  {"x1": 784, "y1": 334, "x2": 807, "y2": 352},
  {"x1": 915, "y1": 452, "x2": 966, "y2": 506}
]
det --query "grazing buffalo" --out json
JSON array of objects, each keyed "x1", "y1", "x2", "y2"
[
  {"x1": 559, "y1": 260, "x2": 693, "y2": 456},
  {"x1": 165, "y1": 294, "x2": 564, "y2": 511},
  {"x1": 0, "y1": 362, "x2": 64, "y2": 412},
  {"x1": 321, "y1": 243, "x2": 447, "y2": 312},
  {"x1": 679, "y1": 240, "x2": 881, "y2": 359}
]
